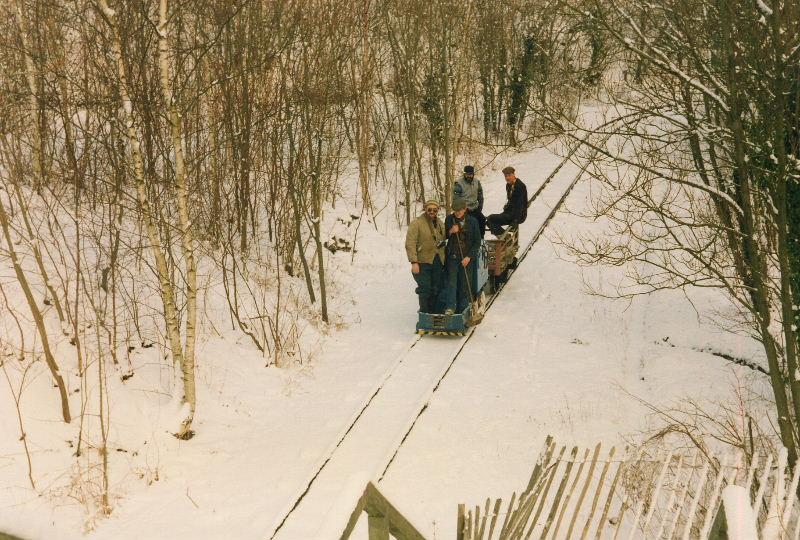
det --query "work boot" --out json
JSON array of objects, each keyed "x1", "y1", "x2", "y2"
[{"x1": 427, "y1": 298, "x2": 439, "y2": 314}]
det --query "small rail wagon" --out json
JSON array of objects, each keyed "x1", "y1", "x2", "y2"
[{"x1": 416, "y1": 228, "x2": 518, "y2": 336}]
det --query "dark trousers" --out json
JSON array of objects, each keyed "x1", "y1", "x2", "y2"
[
  {"x1": 413, "y1": 258, "x2": 444, "y2": 313},
  {"x1": 469, "y1": 209, "x2": 486, "y2": 237},
  {"x1": 444, "y1": 257, "x2": 473, "y2": 312},
  {"x1": 487, "y1": 211, "x2": 515, "y2": 236}
]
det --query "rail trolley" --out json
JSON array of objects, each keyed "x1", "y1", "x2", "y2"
[{"x1": 416, "y1": 227, "x2": 518, "y2": 336}]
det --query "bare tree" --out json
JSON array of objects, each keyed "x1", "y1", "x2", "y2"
[{"x1": 567, "y1": 0, "x2": 800, "y2": 462}]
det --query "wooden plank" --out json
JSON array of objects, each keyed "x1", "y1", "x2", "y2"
[
  {"x1": 505, "y1": 491, "x2": 534, "y2": 540},
  {"x1": 458, "y1": 504, "x2": 467, "y2": 540},
  {"x1": 507, "y1": 482, "x2": 541, "y2": 539},
  {"x1": 527, "y1": 436, "x2": 555, "y2": 493},
  {"x1": 762, "y1": 448, "x2": 788, "y2": 537},
  {"x1": 566, "y1": 442, "x2": 603, "y2": 539},
  {"x1": 520, "y1": 471, "x2": 555, "y2": 540},
  {"x1": 654, "y1": 454, "x2": 686, "y2": 538},
  {"x1": 616, "y1": 448, "x2": 660, "y2": 540},
  {"x1": 698, "y1": 456, "x2": 730, "y2": 539},
  {"x1": 665, "y1": 452, "x2": 699, "y2": 539},
  {"x1": 541, "y1": 446, "x2": 580, "y2": 539},
  {"x1": 681, "y1": 457, "x2": 711, "y2": 539},
  {"x1": 641, "y1": 450, "x2": 671, "y2": 533},
  {"x1": 596, "y1": 449, "x2": 628, "y2": 540},
  {"x1": 542, "y1": 448, "x2": 589, "y2": 538},
  {"x1": 368, "y1": 512, "x2": 390, "y2": 540},
  {"x1": 517, "y1": 457, "x2": 563, "y2": 540},
  {"x1": 753, "y1": 452, "x2": 774, "y2": 522},
  {"x1": 498, "y1": 491, "x2": 517, "y2": 538},
  {"x1": 784, "y1": 461, "x2": 800, "y2": 532},
  {"x1": 467, "y1": 508, "x2": 474, "y2": 540},
  {"x1": 364, "y1": 483, "x2": 427, "y2": 540},
  {"x1": 744, "y1": 450, "x2": 759, "y2": 493},
  {"x1": 477, "y1": 498, "x2": 490, "y2": 540},
  {"x1": 528, "y1": 446, "x2": 568, "y2": 538},
  {"x1": 487, "y1": 498, "x2": 502, "y2": 540},
  {"x1": 624, "y1": 499, "x2": 644, "y2": 540},
  {"x1": 580, "y1": 446, "x2": 616, "y2": 540}
]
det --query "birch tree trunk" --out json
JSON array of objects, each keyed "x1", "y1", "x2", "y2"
[
  {"x1": 158, "y1": 0, "x2": 197, "y2": 440},
  {"x1": 12, "y1": 1, "x2": 67, "y2": 327},
  {"x1": 98, "y1": 0, "x2": 190, "y2": 437}
]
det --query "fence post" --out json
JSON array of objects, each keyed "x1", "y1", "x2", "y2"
[{"x1": 368, "y1": 510, "x2": 390, "y2": 540}]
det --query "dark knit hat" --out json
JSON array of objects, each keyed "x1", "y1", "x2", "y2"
[
  {"x1": 452, "y1": 198, "x2": 467, "y2": 211},
  {"x1": 463, "y1": 165, "x2": 475, "y2": 174}
]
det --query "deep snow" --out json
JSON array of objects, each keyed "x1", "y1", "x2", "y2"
[{"x1": 0, "y1": 138, "x2": 764, "y2": 540}]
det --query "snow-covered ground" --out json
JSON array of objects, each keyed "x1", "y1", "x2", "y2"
[{"x1": 0, "y1": 139, "x2": 764, "y2": 540}]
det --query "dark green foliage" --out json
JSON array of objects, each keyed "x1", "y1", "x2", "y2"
[
  {"x1": 420, "y1": 70, "x2": 445, "y2": 146},
  {"x1": 507, "y1": 35, "x2": 538, "y2": 135}
]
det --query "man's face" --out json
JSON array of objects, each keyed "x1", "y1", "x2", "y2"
[
  {"x1": 464, "y1": 172, "x2": 474, "y2": 181},
  {"x1": 504, "y1": 172, "x2": 516, "y2": 183},
  {"x1": 454, "y1": 208, "x2": 466, "y2": 219},
  {"x1": 425, "y1": 205, "x2": 439, "y2": 219}
]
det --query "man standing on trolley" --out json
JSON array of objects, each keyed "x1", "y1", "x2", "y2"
[
  {"x1": 405, "y1": 199, "x2": 446, "y2": 313},
  {"x1": 453, "y1": 165, "x2": 485, "y2": 237},
  {"x1": 443, "y1": 198, "x2": 480, "y2": 315}
]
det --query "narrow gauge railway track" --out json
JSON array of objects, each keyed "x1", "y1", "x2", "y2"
[{"x1": 268, "y1": 144, "x2": 597, "y2": 540}]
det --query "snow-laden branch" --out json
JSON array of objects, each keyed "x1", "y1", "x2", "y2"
[
  {"x1": 612, "y1": 3, "x2": 730, "y2": 114},
  {"x1": 756, "y1": 0, "x2": 773, "y2": 17}
]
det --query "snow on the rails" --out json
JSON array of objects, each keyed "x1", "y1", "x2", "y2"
[{"x1": 0, "y1": 141, "x2": 759, "y2": 540}]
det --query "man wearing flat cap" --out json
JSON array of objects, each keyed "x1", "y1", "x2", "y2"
[
  {"x1": 405, "y1": 199, "x2": 446, "y2": 313},
  {"x1": 487, "y1": 166, "x2": 528, "y2": 236},
  {"x1": 453, "y1": 165, "x2": 485, "y2": 237},
  {"x1": 443, "y1": 198, "x2": 480, "y2": 315}
]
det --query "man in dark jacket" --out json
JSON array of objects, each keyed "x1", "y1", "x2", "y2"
[
  {"x1": 487, "y1": 166, "x2": 528, "y2": 236},
  {"x1": 453, "y1": 165, "x2": 486, "y2": 237},
  {"x1": 443, "y1": 198, "x2": 480, "y2": 314}
]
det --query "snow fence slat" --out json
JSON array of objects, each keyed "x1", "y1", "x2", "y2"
[
  {"x1": 527, "y1": 445, "x2": 567, "y2": 538},
  {"x1": 596, "y1": 448, "x2": 628, "y2": 540},
  {"x1": 477, "y1": 498, "x2": 490, "y2": 540},
  {"x1": 541, "y1": 446, "x2": 579, "y2": 538},
  {"x1": 781, "y1": 458, "x2": 800, "y2": 530},
  {"x1": 624, "y1": 499, "x2": 645, "y2": 540},
  {"x1": 580, "y1": 446, "x2": 617, "y2": 540},
  {"x1": 762, "y1": 447, "x2": 788, "y2": 539},
  {"x1": 642, "y1": 450, "x2": 673, "y2": 533},
  {"x1": 497, "y1": 492, "x2": 517, "y2": 539},
  {"x1": 566, "y1": 443, "x2": 603, "y2": 539},
  {"x1": 753, "y1": 453, "x2": 775, "y2": 525},
  {"x1": 744, "y1": 451, "x2": 760, "y2": 494},
  {"x1": 655, "y1": 454, "x2": 686, "y2": 538},
  {"x1": 487, "y1": 498, "x2": 502, "y2": 540},
  {"x1": 666, "y1": 452, "x2": 699, "y2": 540},
  {"x1": 681, "y1": 457, "x2": 711, "y2": 540}
]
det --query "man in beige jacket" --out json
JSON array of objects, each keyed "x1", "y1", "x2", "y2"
[{"x1": 405, "y1": 199, "x2": 446, "y2": 313}]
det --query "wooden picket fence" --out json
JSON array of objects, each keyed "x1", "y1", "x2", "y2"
[{"x1": 457, "y1": 436, "x2": 800, "y2": 540}]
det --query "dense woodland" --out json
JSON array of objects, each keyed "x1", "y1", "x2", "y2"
[{"x1": 0, "y1": 0, "x2": 799, "y2": 521}]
